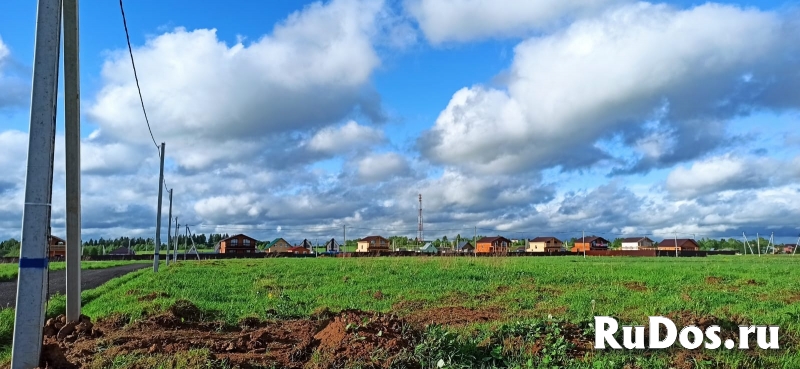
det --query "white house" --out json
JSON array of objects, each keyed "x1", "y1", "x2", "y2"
[
  {"x1": 526, "y1": 237, "x2": 563, "y2": 252},
  {"x1": 620, "y1": 237, "x2": 655, "y2": 250}
]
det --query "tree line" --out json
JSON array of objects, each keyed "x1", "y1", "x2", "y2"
[{"x1": 0, "y1": 233, "x2": 787, "y2": 257}]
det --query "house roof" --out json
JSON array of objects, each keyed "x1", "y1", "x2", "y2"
[
  {"x1": 477, "y1": 236, "x2": 511, "y2": 243},
  {"x1": 360, "y1": 235, "x2": 389, "y2": 243},
  {"x1": 529, "y1": 236, "x2": 562, "y2": 243},
  {"x1": 297, "y1": 239, "x2": 313, "y2": 248},
  {"x1": 324, "y1": 238, "x2": 340, "y2": 248},
  {"x1": 287, "y1": 246, "x2": 309, "y2": 252},
  {"x1": 266, "y1": 238, "x2": 289, "y2": 248},
  {"x1": 420, "y1": 243, "x2": 438, "y2": 252},
  {"x1": 578, "y1": 236, "x2": 609, "y2": 244},
  {"x1": 220, "y1": 234, "x2": 258, "y2": 243},
  {"x1": 107, "y1": 247, "x2": 135, "y2": 255},
  {"x1": 620, "y1": 237, "x2": 654, "y2": 243},
  {"x1": 657, "y1": 239, "x2": 700, "y2": 248},
  {"x1": 456, "y1": 241, "x2": 473, "y2": 250},
  {"x1": 49, "y1": 235, "x2": 66, "y2": 245}
]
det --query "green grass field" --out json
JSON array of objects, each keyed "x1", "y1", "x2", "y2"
[
  {"x1": 1, "y1": 256, "x2": 799, "y2": 368},
  {"x1": 0, "y1": 260, "x2": 151, "y2": 283}
]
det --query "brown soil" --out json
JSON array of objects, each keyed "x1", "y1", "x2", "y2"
[
  {"x1": 33, "y1": 301, "x2": 421, "y2": 369},
  {"x1": 705, "y1": 276, "x2": 723, "y2": 284},
  {"x1": 137, "y1": 291, "x2": 169, "y2": 301},
  {"x1": 391, "y1": 299, "x2": 427, "y2": 313},
  {"x1": 403, "y1": 306, "x2": 502, "y2": 329},
  {"x1": 671, "y1": 350, "x2": 711, "y2": 369},
  {"x1": 783, "y1": 293, "x2": 800, "y2": 304},
  {"x1": 623, "y1": 282, "x2": 648, "y2": 292}
]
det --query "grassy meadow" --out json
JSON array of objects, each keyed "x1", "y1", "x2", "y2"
[{"x1": 1, "y1": 255, "x2": 799, "y2": 368}]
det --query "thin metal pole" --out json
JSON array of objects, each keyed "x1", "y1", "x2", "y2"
[
  {"x1": 173, "y1": 218, "x2": 178, "y2": 262},
  {"x1": 153, "y1": 143, "x2": 165, "y2": 272},
  {"x1": 63, "y1": 0, "x2": 81, "y2": 323},
  {"x1": 11, "y1": 0, "x2": 62, "y2": 366},
  {"x1": 183, "y1": 226, "x2": 188, "y2": 260},
  {"x1": 343, "y1": 225, "x2": 346, "y2": 252},
  {"x1": 166, "y1": 189, "x2": 172, "y2": 266}
]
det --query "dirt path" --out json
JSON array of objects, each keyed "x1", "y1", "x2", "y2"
[{"x1": 0, "y1": 264, "x2": 149, "y2": 308}]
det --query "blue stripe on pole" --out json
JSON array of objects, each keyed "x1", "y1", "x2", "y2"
[{"x1": 19, "y1": 258, "x2": 48, "y2": 269}]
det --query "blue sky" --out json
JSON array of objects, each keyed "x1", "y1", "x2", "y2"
[{"x1": 1, "y1": 0, "x2": 799, "y2": 244}]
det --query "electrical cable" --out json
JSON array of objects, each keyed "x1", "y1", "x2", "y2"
[{"x1": 118, "y1": 0, "x2": 159, "y2": 153}]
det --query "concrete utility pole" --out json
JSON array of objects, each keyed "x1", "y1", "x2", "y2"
[
  {"x1": 343, "y1": 225, "x2": 346, "y2": 252},
  {"x1": 11, "y1": 0, "x2": 62, "y2": 366},
  {"x1": 674, "y1": 233, "x2": 678, "y2": 257},
  {"x1": 582, "y1": 230, "x2": 585, "y2": 258},
  {"x1": 63, "y1": 0, "x2": 81, "y2": 323},
  {"x1": 154, "y1": 143, "x2": 165, "y2": 272},
  {"x1": 166, "y1": 189, "x2": 172, "y2": 266},
  {"x1": 757, "y1": 232, "x2": 761, "y2": 256}
]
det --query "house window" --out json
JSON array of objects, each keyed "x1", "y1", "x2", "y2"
[
  {"x1": 243, "y1": 239, "x2": 251, "y2": 246},
  {"x1": 231, "y1": 239, "x2": 238, "y2": 246}
]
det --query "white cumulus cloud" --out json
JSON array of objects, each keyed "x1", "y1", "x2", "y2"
[
  {"x1": 405, "y1": 0, "x2": 628, "y2": 44},
  {"x1": 420, "y1": 2, "x2": 800, "y2": 175}
]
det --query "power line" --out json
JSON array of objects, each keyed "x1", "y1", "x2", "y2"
[{"x1": 118, "y1": 0, "x2": 159, "y2": 153}]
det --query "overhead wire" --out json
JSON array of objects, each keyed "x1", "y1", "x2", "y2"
[{"x1": 118, "y1": 0, "x2": 159, "y2": 153}]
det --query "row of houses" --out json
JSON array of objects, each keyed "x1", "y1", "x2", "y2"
[
  {"x1": 45, "y1": 233, "x2": 798, "y2": 256},
  {"x1": 210, "y1": 234, "x2": 704, "y2": 254}
]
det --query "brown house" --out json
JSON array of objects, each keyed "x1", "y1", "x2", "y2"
[
  {"x1": 266, "y1": 238, "x2": 292, "y2": 253},
  {"x1": 356, "y1": 236, "x2": 390, "y2": 252},
  {"x1": 48, "y1": 235, "x2": 66, "y2": 258},
  {"x1": 476, "y1": 236, "x2": 512, "y2": 253},
  {"x1": 571, "y1": 236, "x2": 610, "y2": 252},
  {"x1": 216, "y1": 234, "x2": 259, "y2": 254},
  {"x1": 287, "y1": 246, "x2": 311, "y2": 254},
  {"x1": 657, "y1": 239, "x2": 700, "y2": 251}
]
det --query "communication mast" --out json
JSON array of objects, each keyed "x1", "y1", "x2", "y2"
[{"x1": 418, "y1": 194, "x2": 423, "y2": 245}]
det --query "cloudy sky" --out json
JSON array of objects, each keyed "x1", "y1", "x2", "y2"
[{"x1": 1, "y1": 0, "x2": 799, "y2": 244}]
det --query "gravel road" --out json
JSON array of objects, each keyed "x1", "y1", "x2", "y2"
[{"x1": 0, "y1": 263, "x2": 149, "y2": 308}]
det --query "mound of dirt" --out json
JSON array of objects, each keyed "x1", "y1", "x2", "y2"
[
  {"x1": 404, "y1": 306, "x2": 502, "y2": 328},
  {"x1": 35, "y1": 302, "x2": 422, "y2": 369},
  {"x1": 705, "y1": 276, "x2": 723, "y2": 284},
  {"x1": 169, "y1": 299, "x2": 204, "y2": 321},
  {"x1": 312, "y1": 309, "x2": 419, "y2": 368}
]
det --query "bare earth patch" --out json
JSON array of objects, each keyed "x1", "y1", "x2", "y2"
[
  {"x1": 402, "y1": 306, "x2": 502, "y2": 329},
  {"x1": 623, "y1": 282, "x2": 648, "y2": 292},
  {"x1": 30, "y1": 301, "x2": 421, "y2": 369}
]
